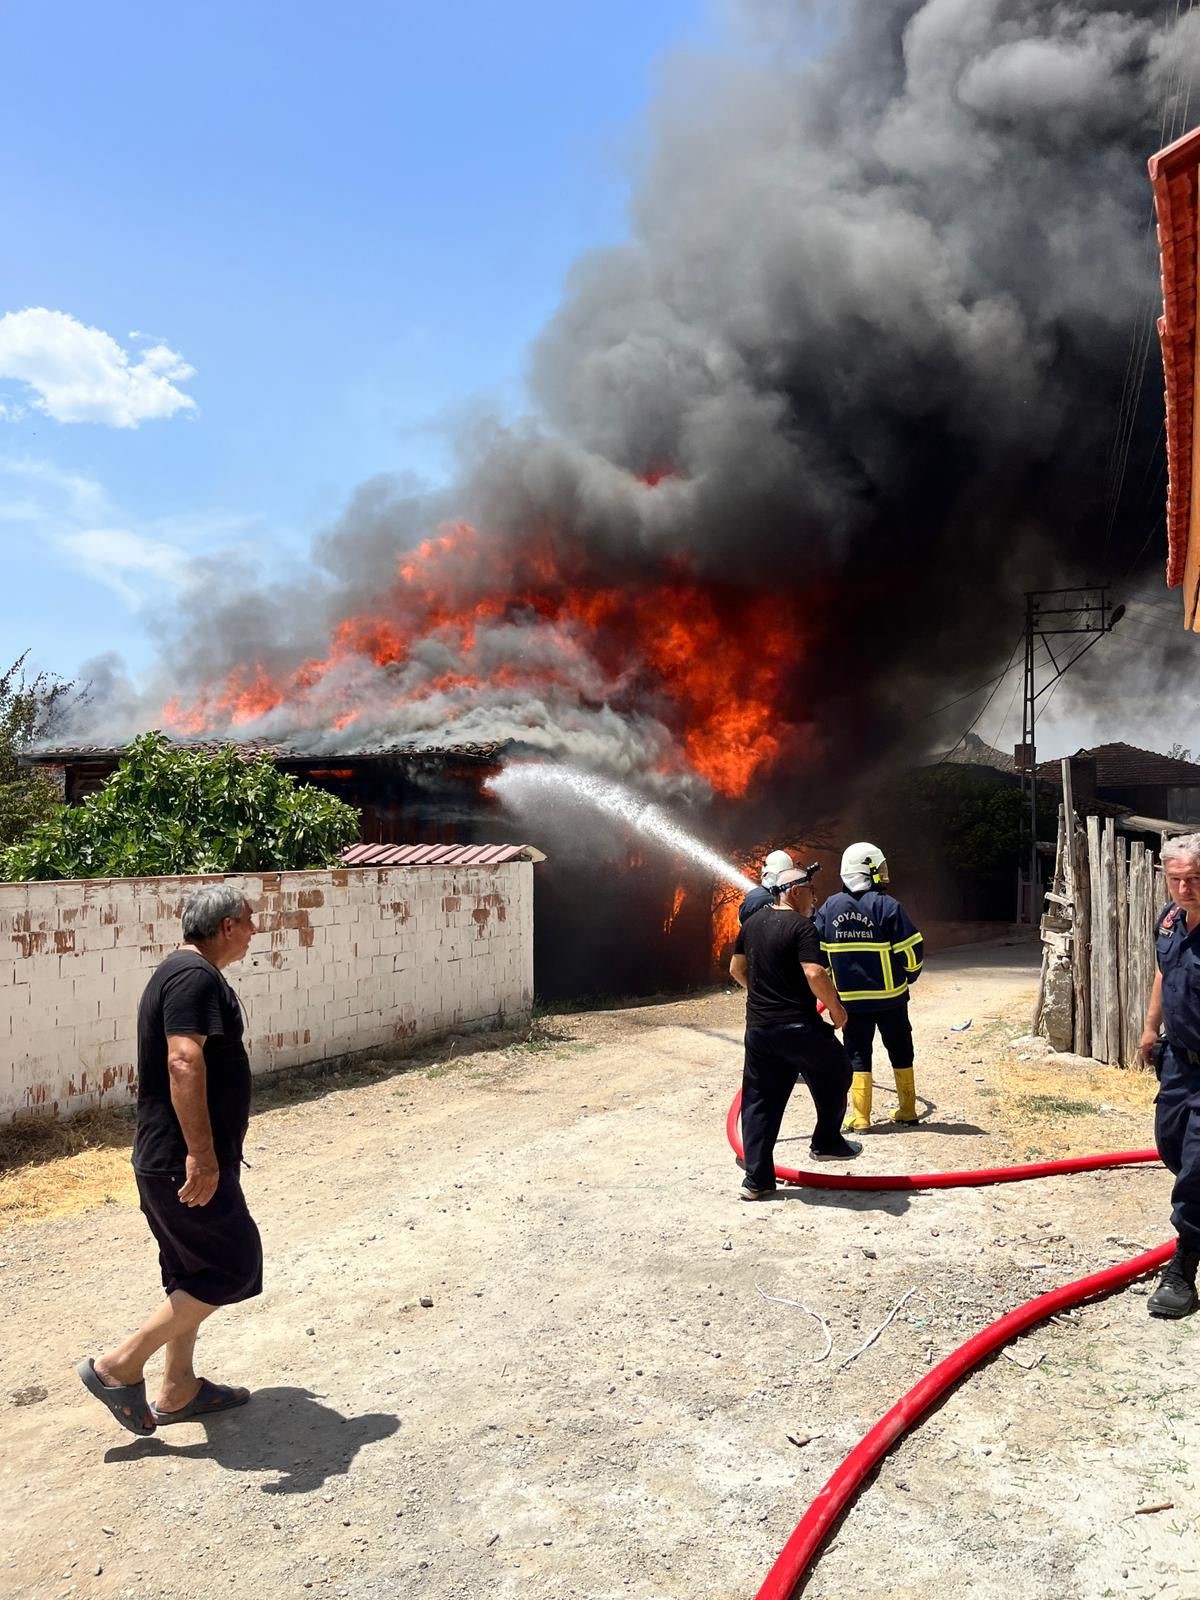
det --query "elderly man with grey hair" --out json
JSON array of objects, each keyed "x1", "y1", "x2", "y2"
[
  {"x1": 77, "y1": 883, "x2": 261, "y2": 1435},
  {"x1": 1141, "y1": 833, "x2": 1200, "y2": 1319}
]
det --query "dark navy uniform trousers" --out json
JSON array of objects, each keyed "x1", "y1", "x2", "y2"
[
  {"x1": 1156, "y1": 1044, "x2": 1200, "y2": 1251},
  {"x1": 842, "y1": 1003, "x2": 914, "y2": 1075}
]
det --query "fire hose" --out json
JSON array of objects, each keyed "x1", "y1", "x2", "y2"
[{"x1": 725, "y1": 1089, "x2": 1169, "y2": 1600}]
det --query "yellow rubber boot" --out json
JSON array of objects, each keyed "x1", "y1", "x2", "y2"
[
  {"x1": 843, "y1": 1071, "x2": 872, "y2": 1132},
  {"x1": 891, "y1": 1067, "x2": 919, "y2": 1124}
]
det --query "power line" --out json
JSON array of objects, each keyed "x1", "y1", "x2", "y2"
[
  {"x1": 917, "y1": 651, "x2": 1023, "y2": 723},
  {"x1": 1087, "y1": 611, "x2": 1197, "y2": 641},
  {"x1": 935, "y1": 636, "x2": 1025, "y2": 762},
  {"x1": 1036, "y1": 632, "x2": 1110, "y2": 715},
  {"x1": 985, "y1": 652, "x2": 1027, "y2": 753},
  {"x1": 1034, "y1": 616, "x2": 1200, "y2": 720},
  {"x1": 1016, "y1": 589, "x2": 1120, "y2": 921}
]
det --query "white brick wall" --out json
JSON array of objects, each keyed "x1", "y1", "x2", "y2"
[{"x1": 0, "y1": 862, "x2": 535, "y2": 1123}]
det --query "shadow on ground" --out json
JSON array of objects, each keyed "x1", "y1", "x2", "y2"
[
  {"x1": 864, "y1": 1118, "x2": 987, "y2": 1137},
  {"x1": 102, "y1": 1386, "x2": 399, "y2": 1492},
  {"x1": 761, "y1": 1186, "x2": 915, "y2": 1216}
]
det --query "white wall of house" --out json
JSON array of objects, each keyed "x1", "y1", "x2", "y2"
[{"x1": 0, "y1": 862, "x2": 534, "y2": 1123}]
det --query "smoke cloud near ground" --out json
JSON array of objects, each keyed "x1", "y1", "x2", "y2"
[{"x1": 60, "y1": 0, "x2": 1200, "y2": 807}]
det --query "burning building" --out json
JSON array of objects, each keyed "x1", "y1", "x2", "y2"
[{"x1": 24, "y1": 738, "x2": 721, "y2": 1000}]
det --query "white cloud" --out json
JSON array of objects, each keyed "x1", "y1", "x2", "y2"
[
  {"x1": 0, "y1": 457, "x2": 199, "y2": 608},
  {"x1": 0, "y1": 456, "x2": 274, "y2": 627},
  {"x1": 0, "y1": 455, "x2": 109, "y2": 520},
  {"x1": 0, "y1": 307, "x2": 196, "y2": 427},
  {"x1": 59, "y1": 527, "x2": 194, "y2": 605}
]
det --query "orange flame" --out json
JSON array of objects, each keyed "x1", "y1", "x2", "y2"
[
  {"x1": 711, "y1": 894, "x2": 742, "y2": 969},
  {"x1": 663, "y1": 884, "x2": 687, "y2": 935},
  {"x1": 163, "y1": 520, "x2": 799, "y2": 798}
]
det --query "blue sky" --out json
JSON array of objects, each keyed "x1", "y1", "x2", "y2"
[{"x1": 0, "y1": 0, "x2": 722, "y2": 681}]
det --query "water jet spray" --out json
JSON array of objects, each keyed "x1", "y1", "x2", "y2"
[{"x1": 487, "y1": 764, "x2": 756, "y2": 892}]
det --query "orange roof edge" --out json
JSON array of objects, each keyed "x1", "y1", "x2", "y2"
[
  {"x1": 1150, "y1": 124, "x2": 1200, "y2": 184},
  {"x1": 1149, "y1": 126, "x2": 1200, "y2": 603}
]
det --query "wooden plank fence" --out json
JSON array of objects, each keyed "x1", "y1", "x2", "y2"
[{"x1": 1034, "y1": 760, "x2": 1166, "y2": 1065}]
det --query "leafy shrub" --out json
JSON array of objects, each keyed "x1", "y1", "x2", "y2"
[
  {"x1": 2, "y1": 731, "x2": 360, "y2": 881},
  {"x1": 0, "y1": 654, "x2": 72, "y2": 850}
]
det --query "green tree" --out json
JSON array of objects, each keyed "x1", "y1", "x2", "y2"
[
  {"x1": 2, "y1": 731, "x2": 360, "y2": 881},
  {"x1": 887, "y1": 765, "x2": 1055, "y2": 920},
  {"x1": 0, "y1": 653, "x2": 73, "y2": 849}
]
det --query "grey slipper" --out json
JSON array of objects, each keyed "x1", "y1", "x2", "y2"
[
  {"x1": 151, "y1": 1377, "x2": 250, "y2": 1424},
  {"x1": 76, "y1": 1357, "x2": 156, "y2": 1436}
]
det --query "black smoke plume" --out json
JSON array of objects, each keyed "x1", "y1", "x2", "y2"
[{"x1": 66, "y1": 0, "x2": 1200, "y2": 809}]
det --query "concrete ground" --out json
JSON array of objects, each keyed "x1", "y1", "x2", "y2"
[{"x1": 2, "y1": 939, "x2": 1197, "y2": 1600}]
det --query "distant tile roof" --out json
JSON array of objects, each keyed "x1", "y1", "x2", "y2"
[
  {"x1": 340, "y1": 842, "x2": 545, "y2": 867},
  {"x1": 1150, "y1": 126, "x2": 1200, "y2": 622},
  {"x1": 27, "y1": 739, "x2": 505, "y2": 765},
  {"x1": 27, "y1": 739, "x2": 294, "y2": 763},
  {"x1": 1046, "y1": 741, "x2": 1200, "y2": 787}
]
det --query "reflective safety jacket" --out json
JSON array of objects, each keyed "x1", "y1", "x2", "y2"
[{"x1": 813, "y1": 889, "x2": 924, "y2": 1011}]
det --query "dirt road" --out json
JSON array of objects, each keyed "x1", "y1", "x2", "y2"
[{"x1": 2, "y1": 939, "x2": 1196, "y2": 1600}]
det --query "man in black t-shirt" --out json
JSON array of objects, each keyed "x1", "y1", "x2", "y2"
[
  {"x1": 731, "y1": 865, "x2": 860, "y2": 1198},
  {"x1": 77, "y1": 884, "x2": 262, "y2": 1437}
]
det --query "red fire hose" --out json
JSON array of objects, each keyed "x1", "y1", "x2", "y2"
[
  {"x1": 724, "y1": 1091, "x2": 1158, "y2": 1191},
  {"x1": 725, "y1": 1089, "x2": 1169, "y2": 1600}
]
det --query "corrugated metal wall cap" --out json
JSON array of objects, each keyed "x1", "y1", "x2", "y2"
[{"x1": 339, "y1": 842, "x2": 546, "y2": 866}]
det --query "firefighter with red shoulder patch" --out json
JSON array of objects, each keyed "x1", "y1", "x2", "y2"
[
  {"x1": 1139, "y1": 833, "x2": 1200, "y2": 1319},
  {"x1": 813, "y1": 842, "x2": 924, "y2": 1130}
]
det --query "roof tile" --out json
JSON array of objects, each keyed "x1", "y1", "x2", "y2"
[
  {"x1": 1046, "y1": 741, "x2": 1200, "y2": 786},
  {"x1": 338, "y1": 843, "x2": 544, "y2": 867}
]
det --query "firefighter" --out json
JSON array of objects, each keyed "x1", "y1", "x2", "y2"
[
  {"x1": 1139, "y1": 833, "x2": 1200, "y2": 1318},
  {"x1": 813, "y1": 842, "x2": 924, "y2": 1130},
  {"x1": 738, "y1": 849, "x2": 794, "y2": 926}
]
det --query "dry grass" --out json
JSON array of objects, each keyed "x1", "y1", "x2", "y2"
[
  {"x1": 997, "y1": 1051, "x2": 1158, "y2": 1117},
  {"x1": 0, "y1": 1109, "x2": 137, "y2": 1230},
  {"x1": 981, "y1": 1033, "x2": 1159, "y2": 1161}
]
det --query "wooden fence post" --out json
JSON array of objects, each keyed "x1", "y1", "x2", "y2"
[
  {"x1": 1087, "y1": 815, "x2": 1105, "y2": 1061},
  {"x1": 1116, "y1": 833, "x2": 1131, "y2": 1064},
  {"x1": 1102, "y1": 819, "x2": 1120, "y2": 1063},
  {"x1": 1128, "y1": 841, "x2": 1147, "y2": 1066},
  {"x1": 1074, "y1": 817, "x2": 1091, "y2": 1058},
  {"x1": 1060, "y1": 762, "x2": 1075, "y2": 906}
]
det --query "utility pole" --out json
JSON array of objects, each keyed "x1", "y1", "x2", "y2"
[{"x1": 1015, "y1": 586, "x2": 1124, "y2": 923}]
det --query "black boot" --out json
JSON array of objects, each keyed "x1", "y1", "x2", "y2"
[{"x1": 1148, "y1": 1243, "x2": 1200, "y2": 1319}]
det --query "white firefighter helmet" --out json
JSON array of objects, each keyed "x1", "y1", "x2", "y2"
[
  {"x1": 841, "y1": 841, "x2": 888, "y2": 892},
  {"x1": 761, "y1": 849, "x2": 794, "y2": 889}
]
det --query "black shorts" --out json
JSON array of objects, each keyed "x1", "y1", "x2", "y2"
[{"x1": 134, "y1": 1168, "x2": 263, "y2": 1307}]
